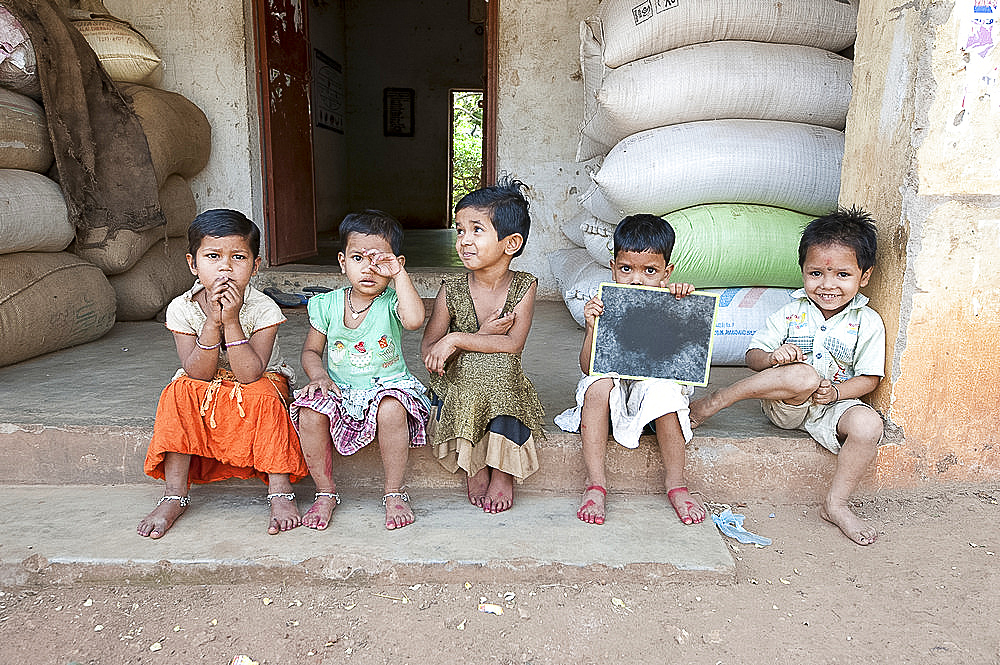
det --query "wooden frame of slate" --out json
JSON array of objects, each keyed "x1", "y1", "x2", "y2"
[{"x1": 589, "y1": 283, "x2": 719, "y2": 386}]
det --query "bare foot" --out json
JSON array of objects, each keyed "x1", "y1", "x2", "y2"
[
  {"x1": 577, "y1": 484, "x2": 607, "y2": 525},
  {"x1": 483, "y1": 469, "x2": 514, "y2": 513},
  {"x1": 666, "y1": 486, "x2": 706, "y2": 525},
  {"x1": 687, "y1": 394, "x2": 716, "y2": 429},
  {"x1": 383, "y1": 492, "x2": 415, "y2": 530},
  {"x1": 466, "y1": 467, "x2": 490, "y2": 507},
  {"x1": 820, "y1": 501, "x2": 878, "y2": 545},
  {"x1": 266, "y1": 493, "x2": 301, "y2": 535},
  {"x1": 137, "y1": 496, "x2": 188, "y2": 539},
  {"x1": 302, "y1": 492, "x2": 340, "y2": 530}
]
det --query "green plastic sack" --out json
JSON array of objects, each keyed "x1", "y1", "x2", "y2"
[{"x1": 666, "y1": 204, "x2": 809, "y2": 288}]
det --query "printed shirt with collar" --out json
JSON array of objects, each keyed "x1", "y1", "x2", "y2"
[{"x1": 747, "y1": 289, "x2": 885, "y2": 383}]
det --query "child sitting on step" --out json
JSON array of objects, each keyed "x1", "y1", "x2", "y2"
[
  {"x1": 554, "y1": 214, "x2": 706, "y2": 527},
  {"x1": 421, "y1": 176, "x2": 544, "y2": 513},
  {"x1": 689, "y1": 207, "x2": 886, "y2": 545},
  {"x1": 138, "y1": 209, "x2": 308, "y2": 539},
  {"x1": 290, "y1": 211, "x2": 430, "y2": 530}
]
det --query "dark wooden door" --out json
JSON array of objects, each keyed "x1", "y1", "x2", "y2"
[{"x1": 253, "y1": 0, "x2": 317, "y2": 264}]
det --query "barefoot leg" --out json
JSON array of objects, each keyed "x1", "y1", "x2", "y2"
[
  {"x1": 467, "y1": 466, "x2": 490, "y2": 508},
  {"x1": 578, "y1": 378, "x2": 613, "y2": 524},
  {"x1": 821, "y1": 406, "x2": 882, "y2": 545},
  {"x1": 656, "y1": 413, "x2": 706, "y2": 525},
  {"x1": 298, "y1": 408, "x2": 339, "y2": 530},
  {"x1": 137, "y1": 452, "x2": 191, "y2": 539},
  {"x1": 266, "y1": 474, "x2": 300, "y2": 535},
  {"x1": 484, "y1": 469, "x2": 514, "y2": 513},
  {"x1": 689, "y1": 363, "x2": 821, "y2": 428},
  {"x1": 377, "y1": 397, "x2": 415, "y2": 529}
]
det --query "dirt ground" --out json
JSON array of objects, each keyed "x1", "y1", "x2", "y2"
[{"x1": 1, "y1": 485, "x2": 998, "y2": 665}]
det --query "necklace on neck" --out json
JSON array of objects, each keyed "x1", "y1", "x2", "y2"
[{"x1": 346, "y1": 286, "x2": 378, "y2": 319}]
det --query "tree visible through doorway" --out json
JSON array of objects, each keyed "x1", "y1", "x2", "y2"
[{"x1": 450, "y1": 90, "x2": 484, "y2": 215}]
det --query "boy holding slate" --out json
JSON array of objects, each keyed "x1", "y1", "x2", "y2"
[
  {"x1": 554, "y1": 214, "x2": 706, "y2": 526},
  {"x1": 688, "y1": 208, "x2": 885, "y2": 545}
]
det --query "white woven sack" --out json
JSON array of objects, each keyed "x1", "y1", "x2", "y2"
[
  {"x1": 590, "y1": 0, "x2": 858, "y2": 69},
  {"x1": 0, "y1": 251, "x2": 116, "y2": 366},
  {"x1": 0, "y1": 88, "x2": 52, "y2": 172},
  {"x1": 579, "y1": 182, "x2": 626, "y2": 224},
  {"x1": 71, "y1": 15, "x2": 163, "y2": 85},
  {"x1": 580, "y1": 216, "x2": 615, "y2": 265},
  {"x1": 578, "y1": 41, "x2": 853, "y2": 161},
  {"x1": 590, "y1": 120, "x2": 844, "y2": 218},
  {"x1": 0, "y1": 6, "x2": 40, "y2": 100},
  {"x1": 0, "y1": 169, "x2": 73, "y2": 254},
  {"x1": 109, "y1": 236, "x2": 193, "y2": 321},
  {"x1": 561, "y1": 209, "x2": 594, "y2": 248},
  {"x1": 548, "y1": 247, "x2": 611, "y2": 327},
  {"x1": 705, "y1": 287, "x2": 797, "y2": 365}
]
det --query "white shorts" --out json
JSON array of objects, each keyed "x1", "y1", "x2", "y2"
[
  {"x1": 761, "y1": 397, "x2": 877, "y2": 454},
  {"x1": 554, "y1": 373, "x2": 693, "y2": 449}
]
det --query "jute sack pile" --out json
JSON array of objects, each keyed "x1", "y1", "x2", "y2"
[
  {"x1": 119, "y1": 83, "x2": 211, "y2": 186},
  {"x1": 0, "y1": 251, "x2": 116, "y2": 366},
  {"x1": 578, "y1": 40, "x2": 853, "y2": 161},
  {"x1": 74, "y1": 174, "x2": 196, "y2": 274},
  {"x1": 583, "y1": 120, "x2": 844, "y2": 221},
  {"x1": 0, "y1": 169, "x2": 74, "y2": 254},
  {"x1": 109, "y1": 235, "x2": 193, "y2": 321},
  {"x1": 0, "y1": 5, "x2": 41, "y2": 100},
  {"x1": 589, "y1": 0, "x2": 858, "y2": 69},
  {"x1": 68, "y1": 12, "x2": 162, "y2": 85},
  {"x1": 0, "y1": 85, "x2": 51, "y2": 172}
]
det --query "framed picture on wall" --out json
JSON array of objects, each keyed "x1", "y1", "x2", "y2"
[{"x1": 383, "y1": 87, "x2": 415, "y2": 137}]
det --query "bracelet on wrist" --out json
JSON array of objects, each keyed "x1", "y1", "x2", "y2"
[
  {"x1": 225, "y1": 338, "x2": 250, "y2": 348},
  {"x1": 833, "y1": 385, "x2": 840, "y2": 401},
  {"x1": 195, "y1": 337, "x2": 220, "y2": 350}
]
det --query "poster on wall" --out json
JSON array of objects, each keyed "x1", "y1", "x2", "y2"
[
  {"x1": 313, "y1": 49, "x2": 344, "y2": 133},
  {"x1": 384, "y1": 88, "x2": 415, "y2": 137}
]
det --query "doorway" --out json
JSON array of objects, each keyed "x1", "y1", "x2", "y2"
[{"x1": 254, "y1": 0, "x2": 497, "y2": 268}]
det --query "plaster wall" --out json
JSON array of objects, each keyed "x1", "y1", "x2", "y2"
[
  {"x1": 103, "y1": 0, "x2": 262, "y2": 224},
  {"x1": 841, "y1": 0, "x2": 1000, "y2": 485}
]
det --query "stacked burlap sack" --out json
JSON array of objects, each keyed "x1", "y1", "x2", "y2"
[
  {"x1": 550, "y1": 0, "x2": 857, "y2": 365},
  {"x1": 0, "y1": 2, "x2": 209, "y2": 367}
]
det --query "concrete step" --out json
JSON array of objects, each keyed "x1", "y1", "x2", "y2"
[{"x1": 0, "y1": 485, "x2": 734, "y2": 587}]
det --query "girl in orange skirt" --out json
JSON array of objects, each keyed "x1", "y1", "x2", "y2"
[{"x1": 137, "y1": 209, "x2": 308, "y2": 539}]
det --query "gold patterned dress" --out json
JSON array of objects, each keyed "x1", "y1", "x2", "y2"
[{"x1": 429, "y1": 271, "x2": 543, "y2": 480}]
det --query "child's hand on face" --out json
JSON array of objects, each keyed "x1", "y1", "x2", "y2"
[
  {"x1": 478, "y1": 308, "x2": 515, "y2": 335},
  {"x1": 664, "y1": 282, "x2": 695, "y2": 298},
  {"x1": 365, "y1": 250, "x2": 402, "y2": 278},
  {"x1": 212, "y1": 276, "x2": 244, "y2": 325},
  {"x1": 423, "y1": 337, "x2": 457, "y2": 376},
  {"x1": 583, "y1": 295, "x2": 604, "y2": 327},
  {"x1": 811, "y1": 378, "x2": 838, "y2": 405},
  {"x1": 769, "y1": 343, "x2": 805, "y2": 366},
  {"x1": 300, "y1": 376, "x2": 340, "y2": 399}
]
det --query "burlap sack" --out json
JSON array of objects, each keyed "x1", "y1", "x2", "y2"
[
  {"x1": 548, "y1": 247, "x2": 611, "y2": 327},
  {"x1": 0, "y1": 87, "x2": 52, "y2": 171},
  {"x1": 73, "y1": 174, "x2": 195, "y2": 274},
  {"x1": 109, "y1": 235, "x2": 193, "y2": 321},
  {"x1": 590, "y1": 0, "x2": 858, "y2": 69},
  {"x1": 0, "y1": 5, "x2": 41, "y2": 100},
  {"x1": 69, "y1": 14, "x2": 162, "y2": 85},
  {"x1": 119, "y1": 83, "x2": 211, "y2": 185},
  {"x1": 561, "y1": 209, "x2": 594, "y2": 248},
  {"x1": 0, "y1": 169, "x2": 73, "y2": 254},
  {"x1": 0, "y1": 251, "x2": 116, "y2": 366},
  {"x1": 578, "y1": 41, "x2": 853, "y2": 161},
  {"x1": 587, "y1": 120, "x2": 844, "y2": 219}
]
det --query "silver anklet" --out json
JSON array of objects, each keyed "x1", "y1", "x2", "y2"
[
  {"x1": 314, "y1": 491, "x2": 341, "y2": 504},
  {"x1": 266, "y1": 492, "x2": 296, "y2": 506},
  {"x1": 157, "y1": 495, "x2": 190, "y2": 507},
  {"x1": 381, "y1": 491, "x2": 409, "y2": 506}
]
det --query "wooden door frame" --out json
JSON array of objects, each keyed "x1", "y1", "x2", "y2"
[{"x1": 484, "y1": 0, "x2": 498, "y2": 186}]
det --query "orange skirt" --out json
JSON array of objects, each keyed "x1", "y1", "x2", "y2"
[{"x1": 144, "y1": 370, "x2": 308, "y2": 485}]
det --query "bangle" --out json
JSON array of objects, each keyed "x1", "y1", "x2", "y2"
[
  {"x1": 195, "y1": 337, "x2": 220, "y2": 350},
  {"x1": 225, "y1": 338, "x2": 250, "y2": 348},
  {"x1": 833, "y1": 385, "x2": 840, "y2": 401}
]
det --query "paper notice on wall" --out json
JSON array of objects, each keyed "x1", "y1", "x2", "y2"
[{"x1": 957, "y1": 0, "x2": 998, "y2": 117}]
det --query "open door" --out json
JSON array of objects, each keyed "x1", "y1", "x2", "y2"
[
  {"x1": 483, "y1": 0, "x2": 498, "y2": 186},
  {"x1": 253, "y1": 0, "x2": 317, "y2": 265}
]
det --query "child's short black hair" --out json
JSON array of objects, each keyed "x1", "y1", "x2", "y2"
[
  {"x1": 339, "y1": 210, "x2": 404, "y2": 255},
  {"x1": 799, "y1": 206, "x2": 878, "y2": 272},
  {"x1": 613, "y1": 214, "x2": 675, "y2": 262},
  {"x1": 187, "y1": 209, "x2": 260, "y2": 262},
  {"x1": 454, "y1": 175, "x2": 531, "y2": 257}
]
